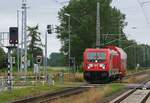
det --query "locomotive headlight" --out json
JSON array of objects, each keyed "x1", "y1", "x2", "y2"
[
  {"x1": 100, "y1": 64, "x2": 106, "y2": 69},
  {"x1": 88, "y1": 64, "x2": 93, "y2": 69}
]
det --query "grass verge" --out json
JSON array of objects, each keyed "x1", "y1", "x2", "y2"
[
  {"x1": 52, "y1": 83, "x2": 124, "y2": 103},
  {"x1": 0, "y1": 82, "x2": 83, "y2": 103}
]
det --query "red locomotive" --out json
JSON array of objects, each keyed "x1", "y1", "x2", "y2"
[{"x1": 83, "y1": 46, "x2": 127, "y2": 82}]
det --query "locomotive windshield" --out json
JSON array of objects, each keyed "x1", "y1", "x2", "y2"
[{"x1": 87, "y1": 52, "x2": 106, "y2": 62}]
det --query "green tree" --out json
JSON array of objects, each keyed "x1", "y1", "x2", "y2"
[
  {"x1": 57, "y1": 0, "x2": 126, "y2": 65},
  {"x1": 49, "y1": 52, "x2": 65, "y2": 66},
  {"x1": 27, "y1": 25, "x2": 43, "y2": 67},
  {"x1": 0, "y1": 47, "x2": 6, "y2": 68}
]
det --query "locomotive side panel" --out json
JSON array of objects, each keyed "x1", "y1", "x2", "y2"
[{"x1": 106, "y1": 46, "x2": 127, "y2": 77}]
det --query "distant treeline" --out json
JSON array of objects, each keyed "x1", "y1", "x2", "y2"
[
  {"x1": 125, "y1": 44, "x2": 150, "y2": 69},
  {"x1": 48, "y1": 53, "x2": 66, "y2": 67}
]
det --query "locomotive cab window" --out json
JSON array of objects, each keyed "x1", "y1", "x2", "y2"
[{"x1": 87, "y1": 52, "x2": 106, "y2": 62}]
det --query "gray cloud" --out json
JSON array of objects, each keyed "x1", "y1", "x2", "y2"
[
  {"x1": 0, "y1": 0, "x2": 62, "y2": 56},
  {"x1": 112, "y1": 0, "x2": 150, "y2": 44},
  {"x1": 0, "y1": 0, "x2": 150, "y2": 56}
]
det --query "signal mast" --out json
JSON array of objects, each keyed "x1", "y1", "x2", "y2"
[{"x1": 96, "y1": 2, "x2": 100, "y2": 48}]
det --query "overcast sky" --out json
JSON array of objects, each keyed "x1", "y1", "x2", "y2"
[{"x1": 0, "y1": 0, "x2": 150, "y2": 56}]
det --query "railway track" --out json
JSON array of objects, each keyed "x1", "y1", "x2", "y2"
[
  {"x1": 109, "y1": 80, "x2": 150, "y2": 103},
  {"x1": 12, "y1": 84, "x2": 101, "y2": 103},
  {"x1": 11, "y1": 70, "x2": 150, "y2": 103}
]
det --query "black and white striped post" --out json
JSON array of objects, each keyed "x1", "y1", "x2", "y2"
[
  {"x1": 7, "y1": 49, "x2": 12, "y2": 91},
  {"x1": 5, "y1": 27, "x2": 18, "y2": 91}
]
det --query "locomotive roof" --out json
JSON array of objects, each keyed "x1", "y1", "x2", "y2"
[
  {"x1": 85, "y1": 48, "x2": 108, "y2": 52},
  {"x1": 84, "y1": 46, "x2": 127, "y2": 59}
]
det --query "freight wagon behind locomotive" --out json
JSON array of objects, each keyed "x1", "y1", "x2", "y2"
[{"x1": 83, "y1": 46, "x2": 127, "y2": 82}]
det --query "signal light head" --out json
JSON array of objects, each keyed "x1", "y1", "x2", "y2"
[{"x1": 9, "y1": 27, "x2": 18, "y2": 44}]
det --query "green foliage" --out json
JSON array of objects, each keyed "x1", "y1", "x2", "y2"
[
  {"x1": 105, "y1": 83, "x2": 124, "y2": 97},
  {"x1": 0, "y1": 82, "x2": 82, "y2": 103},
  {"x1": 57, "y1": 0, "x2": 126, "y2": 65},
  {"x1": 0, "y1": 85, "x2": 62, "y2": 103},
  {"x1": 27, "y1": 25, "x2": 43, "y2": 67},
  {"x1": 49, "y1": 52, "x2": 66, "y2": 66},
  {"x1": 0, "y1": 47, "x2": 6, "y2": 68}
]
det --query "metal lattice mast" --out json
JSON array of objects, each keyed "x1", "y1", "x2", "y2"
[
  {"x1": 17, "y1": 10, "x2": 20, "y2": 74},
  {"x1": 22, "y1": 0, "x2": 28, "y2": 79},
  {"x1": 20, "y1": 9, "x2": 24, "y2": 73},
  {"x1": 96, "y1": 2, "x2": 100, "y2": 48}
]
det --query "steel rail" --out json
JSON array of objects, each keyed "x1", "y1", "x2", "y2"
[
  {"x1": 112, "y1": 79, "x2": 150, "y2": 103},
  {"x1": 11, "y1": 84, "x2": 90, "y2": 103}
]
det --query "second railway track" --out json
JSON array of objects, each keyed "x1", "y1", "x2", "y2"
[{"x1": 109, "y1": 79, "x2": 150, "y2": 103}]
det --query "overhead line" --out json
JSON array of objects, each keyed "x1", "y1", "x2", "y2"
[
  {"x1": 53, "y1": 0, "x2": 69, "y2": 5},
  {"x1": 137, "y1": 0, "x2": 150, "y2": 24},
  {"x1": 141, "y1": 1, "x2": 150, "y2": 5}
]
